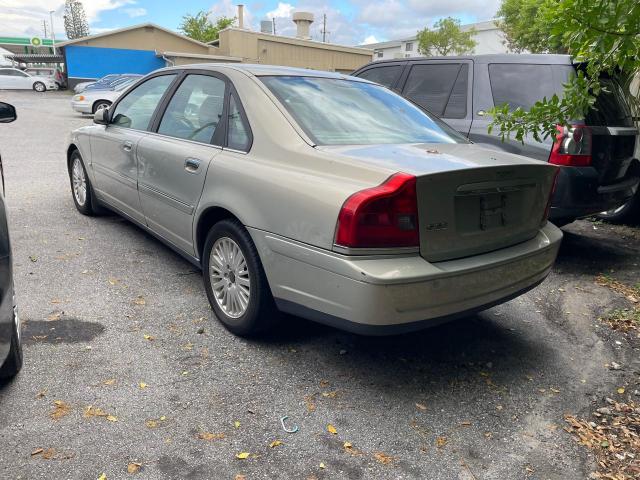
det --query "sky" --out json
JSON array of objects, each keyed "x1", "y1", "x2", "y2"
[{"x1": 0, "y1": 0, "x2": 501, "y2": 46}]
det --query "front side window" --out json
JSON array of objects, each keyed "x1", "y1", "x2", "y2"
[
  {"x1": 356, "y1": 65, "x2": 402, "y2": 89},
  {"x1": 403, "y1": 63, "x2": 468, "y2": 118},
  {"x1": 227, "y1": 93, "x2": 251, "y2": 151},
  {"x1": 261, "y1": 76, "x2": 465, "y2": 145},
  {"x1": 111, "y1": 74, "x2": 176, "y2": 130},
  {"x1": 405, "y1": 42, "x2": 413, "y2": 52},
  {"x1": 158, "y1": 74, "x2": 226, "y2": 143}
]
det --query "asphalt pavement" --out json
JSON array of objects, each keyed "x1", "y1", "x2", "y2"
[{"x1": 0, "y1": 90, "x2": 639, "y2": 480}]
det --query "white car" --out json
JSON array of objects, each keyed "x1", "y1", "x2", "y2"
[
  {"x1": 71, "y1": 78, "x2": 138, "y2": 114},
  {"x1": 0, "y1": 67, "x2": 57, "y2": 92}
]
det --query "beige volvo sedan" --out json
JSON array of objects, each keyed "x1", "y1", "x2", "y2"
[{"x1": 66, "y1": 64, "x2": 562, "y2": 336}]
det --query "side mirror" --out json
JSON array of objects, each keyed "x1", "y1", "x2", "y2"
[
  {"x1": 0, "y1": 102, "x2": 16, "y2": 123},
  {"x1": 93, "y1": 108, "x2": 109, "y2": 125}
]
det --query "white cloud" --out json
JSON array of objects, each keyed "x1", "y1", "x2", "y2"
[
  {"x1": 123, "y1": 7, "x2": 147, "y2": 18},
  {"x1": 0, "y1": 0, "x2": 137, "y2": 38},
  {"x1": 362, "y1": 35, "x2": 378, "y2": 44},
  {"x1": 266, "y1": 2, "x2": 294, "y2": 19}
]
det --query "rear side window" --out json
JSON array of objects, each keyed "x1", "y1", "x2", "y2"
[
  {"x1": 158, "y1": 74, "x2": 226, "y2": 144},
  {"x1": 489, "y1": 63, "x2": 572, "y2": 111},
  {"x1": 356, "y1": 65, "x2": 403, "y2": 89},
  {"x1": 111, "y1": 74, "x2": 176, "y2": 131},
  {"x1": 402, "y1": 63, "x2": 468, "y2": 118},
  {"x1": 587, "y1": 77, "x2": 634, "y2": 127},
  {"x1": 227, "y1": 93, "x2": 251, "y2": 152}
]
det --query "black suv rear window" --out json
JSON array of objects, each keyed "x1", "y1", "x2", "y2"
[
  {"x1": 356, "y1": 65, "x2": 402, "y2": 89},
  {"x1": 489, "y1": 63, "x2": 573, "y2": 111}
]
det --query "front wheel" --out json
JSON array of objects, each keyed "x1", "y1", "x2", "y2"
[
  {"x1": 69, "y1": 150, "x2": 99, "y2": 216},
  {"x1": 92, "y1": 100, "x2": 111, "y2": 114},
  {"x1": 0, "y1": 308, "x2": 22, "y2": 379},
  {"x1": 202, "y1": 219, "x2": 279, "y2": 336},
  {"x1": 33, "y1": 81, "x2": 46, "y2": 92}
]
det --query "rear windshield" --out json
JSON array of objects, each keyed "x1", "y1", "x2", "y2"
[
  {"x1": 260, "y1": 76, "x2": 466, "y2": 145},
  {"x1": 489, "y1": 63, "x2": 573, "y2": 111}
]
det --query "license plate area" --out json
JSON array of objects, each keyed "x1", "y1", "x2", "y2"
[{"x1": 455, "y1": 191, "x2": 522, "y2": 235}]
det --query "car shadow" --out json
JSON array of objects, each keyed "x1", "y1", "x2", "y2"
[{"x1": 554, "y1": 229, "x2": 636, "y2": 275}]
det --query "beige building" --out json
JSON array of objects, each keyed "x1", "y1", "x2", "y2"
[{"x1": 58, "y1": 17, "x2": 372, "y2": 87}]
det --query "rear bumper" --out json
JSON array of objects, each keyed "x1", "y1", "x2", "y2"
[
  {"x1": 250, "y1": 222, "x2": 562, "y2": 335},
  {"x1": 550, "y1": 166, "x2": 639, "y2": 220}
]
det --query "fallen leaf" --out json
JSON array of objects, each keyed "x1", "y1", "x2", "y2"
[
  {"x1": 234, "y1": 421, "x2": 241, "y2": 428},
  {"x1": 133, "y1": 296, "x2": 146, "y2": 306},
  {"x1": 617, "y1": 387, "x2": 625, "y2": 394},
  {"x1": 103, "y1": 378, "x2": 116, "y2": 386},
  {"x1": 31, "y1": 448, "x2": 44, "y2": 456},
  {"x1": 235, "y1": 476, "x2": 246, "y2": 480},
  {"x1": 415, "y1": 403, "x2": 427, "y2": 411},
  {"x1": 322, "y1": 391, "x2": 338, "y2": 398},
  {"x1": 304, "y1": 395, "x2": 316, "y2": 413},
  {"x1": 29, "y1": 255, "x2": 37, "y2": 262},
  {"x1": 343, "y1": 441, "x2": 352, "y2": 449},
  {"x1": 145, "y1": 420, "x2": 158, "y2": 429},
  {"x1": 139, "y1": 382, "x2": 147, "y2": 390},
  {"x1": 35, "y1": 389, "x2": 47, "y2": 399},
  {"x1": 319, "y1": 463, "x2": 326, "y2": 469},
  {"x1": 42, "y1": 448, "x2": 56, "y2": 460},
  {"x1": 47, "y1": 312, "x2": 61, "y2": 321},
  {"x1": 50, "y1": 299, "x2": 61, "y2": 304},
  {"x1": 436, "y1": 436, "x2": 448, "y2": 448},
  {"x1": 108, "y1": 278, "x2": 119, "y2": 285},
  {"x1": 236, "y1": 452, "x2": 250, "y2": 460},
  {"x1": 460, "y1": 421, "x2": 472, "y2": 426},
  {"x1": 84, "y1": 405, "x2": 108, "y2": 418},
  {"x1": 106, "y1": 415, "x2": 118, "y2": 422},
  {"x1": 319, "y1": 380, "x2": 330, "y2": 388},
  {"x1": 143, "y1": 334, "x2": 155, "y2": 341},
  {"x1": 98, "y1": 474, "x2": 107, "y2": 480},
  {"x1": 327, "y1": 424, "x2": 337, "y2": 435},
  {"x1": 160, "y1": 415, "x2": 166, "y2": 421},
  {"x1": 50, "y1": 400, "x2": 71, "y2": 420},
  {"x1": 269, "y1": 440, "x2": 283, "y2": 448},
  {"x1": 127, "y1": 463, "x2": 142, "y2": 474},
  {"x1": 197, "y1": 432, "x2": 225, "y2": 441},
  {"x1": 374, "y1": 452, "x2": 394, "y2": 465}
]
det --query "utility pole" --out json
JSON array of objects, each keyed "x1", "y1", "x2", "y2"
[
  {"x1": 49, "y1": 10, "x2": 56, "y2": 54},
  {"x1": 321, "y1": 14, "x2": 329, "y2": 43},
  {"x1": 272, "y1": 17, "x2": 276, "y2": 35}
]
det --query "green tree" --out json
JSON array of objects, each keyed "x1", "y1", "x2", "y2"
[
  {"x1": 417, "y1": 17, "x2": 477, "y2": 56},
  {"x1": 497, "y1": 0, "x2": 565, "y2": 53},
  {"x1": 490, "y1": 0, "x2": 640, "y2": 143},
  {"x1": 179, "y1": 11, "x2": 235, "y2": 43},
  {"x1": 63, "y1": 0, "x2": 90, "y2": 40}
]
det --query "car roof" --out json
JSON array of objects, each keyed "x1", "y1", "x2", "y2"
[
  {"x1": 160, "y1": 63, "x2": 359, "y2": 80},
  {"x1": 359, "y1": 53, "x2": 573, "y2": 67}
]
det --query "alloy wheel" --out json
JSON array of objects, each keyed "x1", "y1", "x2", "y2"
[
  {"x1": 209, "y1": 237, "x2": 251, "y2": 318},
  {"x1": 72, "y1": 158, "x2": 87, "y2": 206}
]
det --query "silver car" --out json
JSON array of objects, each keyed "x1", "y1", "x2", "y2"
[{"x1": 66, "y1": 64, "x2": 562, "y2": 336}]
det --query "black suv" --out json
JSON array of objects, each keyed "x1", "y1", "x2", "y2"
[{"x1": 352, "y1": 54, "x2": 639, "y2": 225}]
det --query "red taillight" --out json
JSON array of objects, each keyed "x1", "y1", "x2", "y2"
[
  {"x1": 542, "y1": 168, "x2": 560, "y2": 225},
  {"x1": 549, "y1": 124, "x2": 592, "y2": 166},
  {"x1": 335, "y1": 172, "x2": 419, "y2": 249}
]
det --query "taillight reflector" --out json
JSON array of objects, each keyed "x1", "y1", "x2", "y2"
[
  {"x1": 549, "y1": 124, "x2": 592, "y2": 166},
  {"x1": 335, "y1": 172, "x2": 419, "y2": 249}
]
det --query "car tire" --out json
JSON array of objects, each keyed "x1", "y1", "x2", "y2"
[
  {"x1": 92, "y1": 100, "x2": 111, "y2": 114},
  {"x1": 0, "y1": 311, "x2": 23, "y2": 379},
  {"x1": 597, "y1": 191, "x2": 640, "y2": 225},
  {"x1": 202, "y1": 219, "x2": 279, "y2": 336},
  {"x1": 68, "y1": 150, "x2": 100, "y2": 216},
  {"x1": 33, "y1": 81, "x2": 46, "y2": 92}
]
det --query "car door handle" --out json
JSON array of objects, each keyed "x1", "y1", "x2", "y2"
[
  {"x1": 122, "y1": 141, "x2": 133, "y2": 152},
  {"x1": 184, "y1": 158, "x2": 201, "y2": 173}
]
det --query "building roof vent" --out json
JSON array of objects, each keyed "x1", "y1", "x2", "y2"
[{"x1": 292, "y1": 12, "x2": 314, "y2": 40}]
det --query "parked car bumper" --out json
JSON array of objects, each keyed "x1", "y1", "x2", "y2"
[
  {"x1": 71, "y1": 101, "x2": 92, "y2": 114},
  {"x1": 550, "y1": 166, "x2": 640, "y2": 221},
  {"x1": 250, "y1": 222, "x2": 562, "y2": 335}
]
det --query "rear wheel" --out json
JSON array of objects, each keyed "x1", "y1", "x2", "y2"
[
  {"x1": 92, "y1": 100, "x2": 111, "y2": 114},
  {"x1": 597, "y1": 191, "x2": 640, "y2": 225},
  {"x1": 33, "y1": 81, "x2": 46, "y2": 92},
  {"x1": 0, "y1": 309, "x2": 22, "y2": 379},
  {"x1": 202, "y1": 219, "x2": 279, "y2": 336},
  {"x1": 69, "y1": 150, "x2": 99, "y2": 216}
]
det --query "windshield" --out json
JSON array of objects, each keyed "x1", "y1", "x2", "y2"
[
  {"x1": 114, "y1": 78, "x2": 138, "y2": 92},
  {"x1": 260, "y1": 76, "x2": 465, "y2": 145}
]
